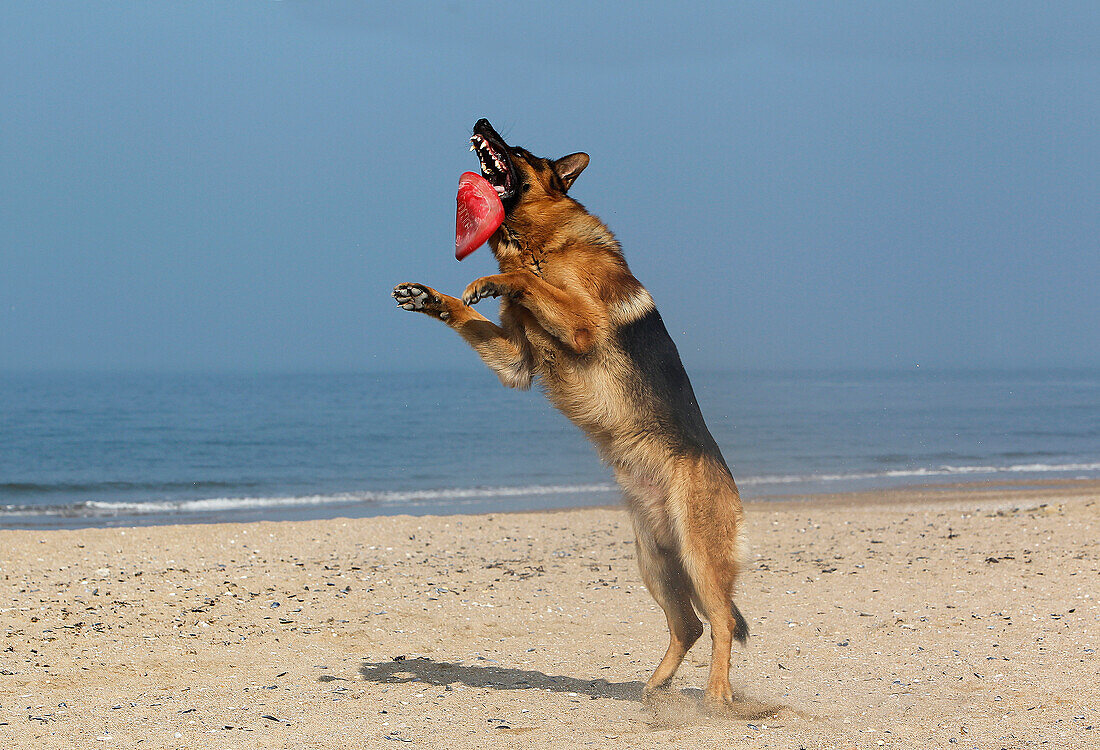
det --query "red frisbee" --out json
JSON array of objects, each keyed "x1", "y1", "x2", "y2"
[{"x1": 455, "y1": 172, "x2": 504, "y2": 260}]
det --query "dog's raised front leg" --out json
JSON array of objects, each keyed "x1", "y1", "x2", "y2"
[
  {"x1": 393, "y1": 282, "x2": 532, "y2": 389},
  {"x1": 461, "y1": 272, "x2": 606, "y2": 355}
]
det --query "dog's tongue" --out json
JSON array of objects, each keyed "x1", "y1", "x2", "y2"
[{"x1": 456, "y1": 172, "x2": 504, "y2": 260}]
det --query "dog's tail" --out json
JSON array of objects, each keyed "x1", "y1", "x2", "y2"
[{"x1": 732, "y1": 603, "x2": 749, "y2": 645}]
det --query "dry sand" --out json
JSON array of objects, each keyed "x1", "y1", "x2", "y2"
[{"x1": 1, "y1": 480, "x2": 1097, "y2": 749}]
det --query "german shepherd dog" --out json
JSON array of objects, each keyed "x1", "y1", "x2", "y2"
[{"x1": 393, "y1": 119, "x2": 747, "y2": 710}]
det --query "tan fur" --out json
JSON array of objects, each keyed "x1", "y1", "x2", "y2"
[{"x1": 394, "y1": 127, "x2": 746, "y2": 710}]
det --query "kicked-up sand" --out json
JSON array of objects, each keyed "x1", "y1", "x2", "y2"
[{"x1": 1, "y1": 480, "x2": 1097, "y2": 749}]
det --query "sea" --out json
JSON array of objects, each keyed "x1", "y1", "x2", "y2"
[{"x1": 1, "y1": 369, "x2": 1098, "y2": 529}]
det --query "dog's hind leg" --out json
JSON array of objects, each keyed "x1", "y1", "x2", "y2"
[
  {"x1": 627, "y1": 501, "x2": 704, "y2": 699},
  {"x1": 670, "y1": 465, "x2": 747, "y2": 711}
]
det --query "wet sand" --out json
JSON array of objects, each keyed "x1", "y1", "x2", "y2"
[{"x1": 1, "y1": 480, "x2": 1097, "y2": 748}]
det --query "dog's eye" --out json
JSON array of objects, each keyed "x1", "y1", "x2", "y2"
[{"x1": 521, "y1": 183, "x2": 531, "y2": 193}]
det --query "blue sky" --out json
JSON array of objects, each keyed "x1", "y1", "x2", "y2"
[{"x1": 2, "y1": 2, "x2": 1097, "y2": 372}]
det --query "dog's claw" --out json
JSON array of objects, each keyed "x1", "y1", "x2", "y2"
[{"x1": 462, "y1": 278, "x2": 506, "y2": 307}]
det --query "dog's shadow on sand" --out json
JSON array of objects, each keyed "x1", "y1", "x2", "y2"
[
  {"x1": 352, "y1": 656, "x2": 789, "y2": 725},
  {"x1": 355, "y1": 656, "x2": 643, "y2": 701}
]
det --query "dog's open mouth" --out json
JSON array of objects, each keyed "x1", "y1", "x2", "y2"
[{"x1": 470, "y1": 120, "x2": 517, "y2": 203}]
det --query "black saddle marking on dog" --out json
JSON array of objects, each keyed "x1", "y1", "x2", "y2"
[{"x1": 616, "y1": 308, "x2": 730, "y2": 473}]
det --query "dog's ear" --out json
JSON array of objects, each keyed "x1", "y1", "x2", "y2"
[{"x1": 553, "y1": 153, "x2": 589, "y2": 191}]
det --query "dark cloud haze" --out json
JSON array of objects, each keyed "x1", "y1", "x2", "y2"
[{"x1": 2, "y1": 2, "x2": 1097, "y2": 372}]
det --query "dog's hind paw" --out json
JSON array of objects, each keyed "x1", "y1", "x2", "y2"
[{"x1": 393, "y1": 283, "x2": 451, "y2": 320}]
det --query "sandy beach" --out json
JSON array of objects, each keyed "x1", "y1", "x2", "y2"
[{"x1": 1, "y1": 480, "x2": 1097, "y2": 749}]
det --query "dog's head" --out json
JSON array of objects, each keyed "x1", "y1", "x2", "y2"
[{"x1": 470, "y1": 119, "x2": 589, "y2": 226}]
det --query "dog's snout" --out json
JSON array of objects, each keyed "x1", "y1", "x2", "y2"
[{"x1": 473, "y1": 118, "x2": 500, "y2": 139}]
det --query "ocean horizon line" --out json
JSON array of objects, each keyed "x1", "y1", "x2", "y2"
[{"x1": 3, "y1": 364, "x2": 1100, "y2": 378}]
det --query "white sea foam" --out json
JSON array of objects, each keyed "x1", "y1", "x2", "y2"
[
  {"x1": 738, "y1": 461, "x2": 1100, "y2": 485},
  {"x1": 76, "y1": 483, "x2": 621, "y2": 516},
  {"x1": 4, "y1": 462, "x2": 1098, "y2": 518}
]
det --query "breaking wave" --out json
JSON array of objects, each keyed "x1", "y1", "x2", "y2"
[
  {"x1": 0, "y1": 483, "x2": 619, "y2": 518},
  {"x1": 2, "y1": 461, "x2": 1098, "y2": 520}
]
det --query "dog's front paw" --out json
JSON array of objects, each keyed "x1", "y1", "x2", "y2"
[
  {"x1": 461, "y1": 277, "x2": 507, "y2": 306},
  {"x1": 393, "y1": 283, "x2": 450, "y2": 320}
]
